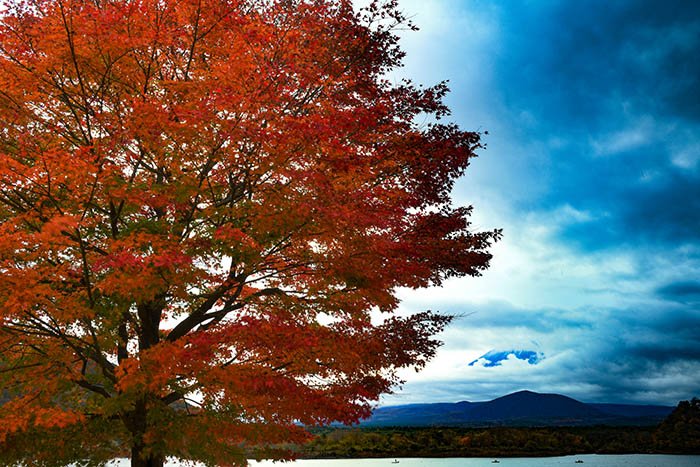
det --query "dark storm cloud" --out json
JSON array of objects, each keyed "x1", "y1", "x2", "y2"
[
  {"x1": 499, "y1": 0, "x2": 700, "y2": 126},
  {"x1": 441, "y1": 300, "x2": 700, "y2": 404},
  {"x1": 389, "y1": 0, "x2": 700, "y2": 407},
  {"x1": 492, "y1": 0, "x2": 700, "y2": 248},
  {"x1": 657, "y1": 281, "x2": 700, "y2": 302},
  {"x1": 609, "y1": 308, "x2": 700, "y2": 365},
  {"x1": 557, "y1": 167, "x2": 700, "y2": 249}
]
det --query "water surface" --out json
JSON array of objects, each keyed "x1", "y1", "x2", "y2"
[
  {"x1": 106, "y1": 455, "x2": 699, "y2": 466},
  {"x1": 250, "y1": 455, "x2": 699, "y2": 467}
]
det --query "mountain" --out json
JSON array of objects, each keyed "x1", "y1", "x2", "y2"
[
  {"x1": 465, "y1": 390, "x2": 607, "y2": 423},
  {"x1": 365, "y1": 401, "x2": 475, "y2": 426},
  {"x1": 590, "y1": 403, "x2": 677, "y2": 419},
  {"x1": 362, "y1": 390, "x2": 674, "y2": 427}
]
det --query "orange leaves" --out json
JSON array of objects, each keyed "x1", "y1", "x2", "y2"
[
  {"x1": 0, "y1": 393, "x2": 85, "y2": 444},
  {"x1": 31, "y1": 406, "x2": 85, "y2": 430},
  {"x1": 38, "y1": 214, "x2": 78, "y2": 241},
  {"x1": 0, "y1": 397, "x2": 33, "y2": 444},
  {"x1": 214, "y1": 225, "x2": 257, "y2": 249},
  {"x1": 92, "y1": 231, "x2": 195, "y2": 302},
  {"x1": 0, "y1": 0, "x2": 498, "y2": 464},
  {"x1": 115, "y1": 357, "x2": 143, "y2": 393}
]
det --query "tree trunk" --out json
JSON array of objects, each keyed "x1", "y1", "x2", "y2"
[
  {"x1": 131, "y1": 444, "x2": 165, "y2": 467},
  {"x1": 127, "y1": 397, "x2": 165, "y2": 467}
]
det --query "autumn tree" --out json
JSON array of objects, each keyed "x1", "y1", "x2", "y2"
[
  {"x1": 0, "y1": 0, "x2": 499, "y2": 465},
  {"x1": 655, "y1": 398, "x2": 700, "y2": 453}
]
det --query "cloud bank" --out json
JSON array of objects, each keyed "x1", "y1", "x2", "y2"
[{"x1": 381, "y1": 0, "x2": 700, "y2": 407}]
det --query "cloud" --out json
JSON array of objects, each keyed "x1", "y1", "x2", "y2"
[
  {"x1": 468, "y1": 0, "x2": 700, "y2": 249},
  {"x1": 388, "y1": 292, "x2": 700, "y2": 406},
  {"x1": 589, "y1": 116, "x2": 666, "y2": 157},
  {"x1": 381, "y1": 0, "x2": 700, "y2": 408},
  {"x1": 495, "y1": 0, "x2": 700, "y2": 125},
  {"x1": 657, "y1": 281, "x2": 700, "y2": 302},
  {"x1": 385, "y1": 315, "x2": 700, "y2": 406}
]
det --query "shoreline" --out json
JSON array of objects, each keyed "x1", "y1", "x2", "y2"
[{"x1": 288, "y1": 425, "x2": 700, "y2": 459}]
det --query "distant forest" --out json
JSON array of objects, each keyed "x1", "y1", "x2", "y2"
[{"x1": 289, "y1": 398, "x2": 700, "y2": 458}]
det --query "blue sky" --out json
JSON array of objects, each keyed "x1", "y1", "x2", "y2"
[{"x1": 382, "y1": 0, "x2": 700, "y2": 407}]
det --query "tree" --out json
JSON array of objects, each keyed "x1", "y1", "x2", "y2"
[
  {"x1": 0, "y1": 0, "x2": 499, "y2": 465},
  {"x1": 655, "y1": 398, "x2": 700, "y2": 453}
]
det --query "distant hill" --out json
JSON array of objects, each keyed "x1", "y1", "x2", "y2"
[
  {"x1": 465, "y1": 390, "x2": 606, "y2": 424},
  {"x1": 362, "y1": 390, "x2": 674, "y2": 427},
  {"x1": 589, "y1": 403, "x2": 676, "y2": 420}
]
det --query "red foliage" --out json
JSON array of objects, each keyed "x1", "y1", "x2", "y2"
[{"x1": 0, "y1": 0, "x2": 499, "y2": 465}]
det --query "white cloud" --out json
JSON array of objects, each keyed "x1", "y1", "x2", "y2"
[
  {"x1": 670, "y1": 131, "x2": 700, "y2": 170},
  {"x1": 386, "y1": 202, "x2": 700, "y2": 403},
  {"x1": 369, "y1": 0, "x2": 700, "y2": 408},
  {"x1": 590, "y1": 116, "x2": 656, "y2": 156},
  {"x1": 397, "y1": 201, "x2": 640, "y2": 312}
]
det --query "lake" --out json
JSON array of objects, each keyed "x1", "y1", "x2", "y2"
[
  {"x1": 105, "y1": 455, "x2": 700, "y2": 466},
  {"x1": 249, "y1": 455, "x2": 700, "y2": 467}
]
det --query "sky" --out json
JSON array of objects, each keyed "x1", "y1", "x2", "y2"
[{"x1": 380, "y1": 0, "x2": 700, "y2": 407}]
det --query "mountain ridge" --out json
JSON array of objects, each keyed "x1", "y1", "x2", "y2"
[{"x1": 363, "y1": 390, "x2": 674, "y2": 427}]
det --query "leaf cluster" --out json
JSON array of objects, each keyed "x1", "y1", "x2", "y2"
[{"x1": 0, "y1": 0, "x2": 499, "y2": 464}]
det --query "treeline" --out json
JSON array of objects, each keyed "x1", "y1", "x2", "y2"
[
  {"x1": 300, "y1": 426, "x2": 653, "y2": 458},
  {"x1": 294, "y1": 398, "x2": 700, "y2": 458}
]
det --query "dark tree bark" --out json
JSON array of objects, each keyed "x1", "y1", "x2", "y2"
[
  {"x1": 131, "y1": 445, "x2": 165, "y2": 467},
  {"x1": 127, "y1": 398, "x2": 165, "y2": 467}
]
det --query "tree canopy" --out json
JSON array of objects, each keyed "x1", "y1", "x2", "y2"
[
  {"x1": 655, "y1": 398, "x2": 700, "y2": 453},
  {"x1": 0, "y1": 0, "x2": 499, "y2": 465}
]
